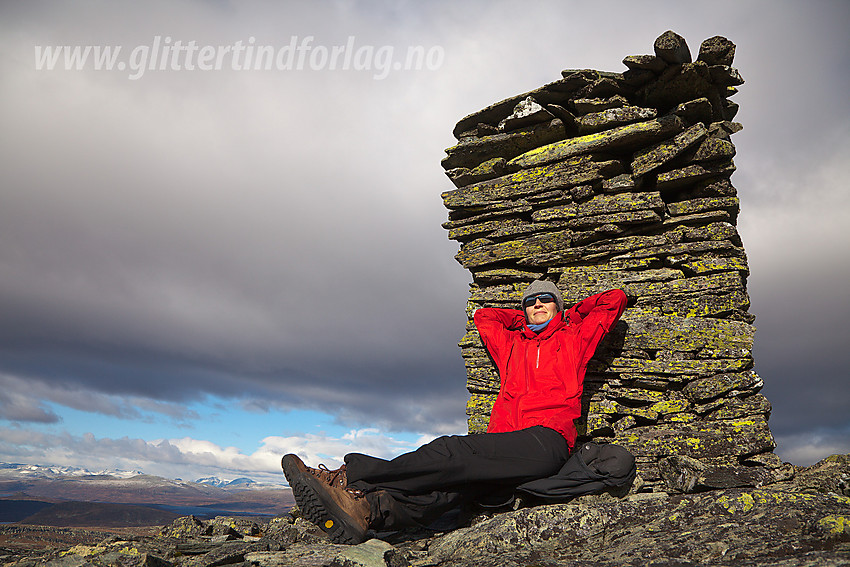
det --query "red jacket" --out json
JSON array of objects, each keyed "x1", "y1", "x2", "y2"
[{"x1": 473, "y1": 289, "x2": 627, "y2": 448}]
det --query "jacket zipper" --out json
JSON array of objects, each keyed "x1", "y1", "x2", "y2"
[{"x1": 536, "y1": 343, "x2": 540, "y2": 369}]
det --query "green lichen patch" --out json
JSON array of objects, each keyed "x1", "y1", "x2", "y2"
[
  {"x1": 442, "y1": 155, "x2": 618, "y2": 209},
  {"x1": 471, "y1": 267, "x2": 545, "y2": 284},
  {"x1": 650, "y1": 398, "x2": 692, "y2": 415},
  {"x1": 629, "y1": 272, "x2": 751, "y2": 319},
  {"x1": 631, "y1": 122, "x2": 707, "y2": 177},
  {"x1": 716, "y1": 491, "x2": 755, "y2": 514},
  {"x1": 619, "y1": 310, "x2": 755, "y2": 352},
  {"x1": 668, "y1": 196, "x2": 739, "y2": 216},
  {"x1": 589, "y1": 399, "x2": 620, "y2": 415},
  {"x1": 443, "y1": 202, "x2": 533, "y2": 231},
  {"x1": 817, "y1": 515, "x2": 850, "y2": 538},
  {"x1": 683, "y1": 371, "x2": 762, "y2": 402},
  {"x1": 447, "y1": 218, "x2": 512, "y2": 242},
  {"x1": 656, "y1": 161, "x2": 736, "y2": 191},
  {"x1": 466, "y1": 282, "x2": 528, "y2": 304},
  {"x1": 445, "y1": 157, "x2": 508, "y2": 187},
  {"x1": 576, "y1": 106, "x2": 657, "y2": 134},
  {"x1": 160, "y1": 515, "x2": 208, "y2": 539},
  {"x1": 466, "y1": 367, "x2": 500, "y2": 394},
  {"x1": 442, "y1": 118, "x2": 567, "y2": 171},
  {"x1": 681, "y1": 221, "x2": 739, "y2": 242},
  {"x1": 604, "y1": 356, "x2": 750, "y2": 376},
  {"x1": 531, "y1": 203, "x2": 578, "y2": 222},
  {"x1": 585, "y1": 413, "x2": 614, "y2": 436},
  {"x1": 613, "y1": 417, "x2": 774, "y2": 458},
  {"x1": 507, "y1": 114, "x2": 684, "y2": 169},
  {"x1": 455, "y1": 229, "x2": 572, "y2": 269},
  {"x1": 467, "y1": 393, "x2": 497, "y2": 433},
  {"x1": 705, "y1": 393, "x2": 771, "y2": 420},
  {"x1": 692, "y1": 137, "x2": 736, "y2": 162},
  {"x1": 466, "y1": 393, "x2": 497, "y2": 416},
  {"x1": 569, "y1": 209, "x2": 664, "y2": 230},
  {"x1": 576, "y1": 191, "x2": 666, "y2": 217},
  {"x1": 673, "y1": 253, "x2": 749, "y2": 277}
]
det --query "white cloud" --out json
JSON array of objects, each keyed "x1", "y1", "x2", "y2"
[
  {"x1": 0, "y1": 425, "x2": 428, "y2": 484},
  {"x1": 258, "y1": 428, "x2": 426, "y2": 470}
]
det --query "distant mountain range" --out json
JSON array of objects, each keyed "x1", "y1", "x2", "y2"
[
  {"x1": 0, "y1": 463, "x2": 286, "y2": 488},
  {"x1": 194, "y1": 476, "x2": 264, "y2": 488},
  {"x1": 0, "y1": 462, "x2": 144, "y2": 480},
  {"x1": 0, "y1": 462, "x2": 294, "y2": 527}
]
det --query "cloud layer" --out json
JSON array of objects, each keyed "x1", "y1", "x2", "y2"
[
  {"x1": 1, "y1": 1, "x2": 848, "y2": 476},
  {"x1": 0, "y1": 423, "x2": 429, "y2": 484}
]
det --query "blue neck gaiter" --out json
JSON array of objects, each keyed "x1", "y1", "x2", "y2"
[{"x1": 528, "y1": 318, "x2": 552, "y2": 333}]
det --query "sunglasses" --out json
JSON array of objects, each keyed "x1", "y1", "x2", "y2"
[{"x1": 523, "y1": 293, "x2": 556, "y2": 308}]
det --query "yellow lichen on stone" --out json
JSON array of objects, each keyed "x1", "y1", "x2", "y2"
[
  {"x1": 668, "y1": 413, "x2": 698, "y2": 423},
  {"x1": 62, "y1": 545, "x2": 105, "y2": 557},
  {"x1": 443, "y1": 155, "x2": 596, "y2": 208},
  {"x1": 750, "y1": 489, "x2": 820, "y2": 506},
  {"x1": 589, "y1": 400, "x2": 618, "y2": 414},
  {"x1": 508, "y1": 115, "x2": 683, "y2": 169},
  {"x1": 729, "y1": 419, "x2": 758, "y2": 433},
  {"x1": 817, "y1": 515, "x2": 850, "y2": 537},
  {"x1": 466, "y1": 393, "x2": 497, "y2": 432},
  {"x1": 820, "y1": 514, "x2": 850, "y2": 535},
  {"x1": 585, "y1": 413, "x2": 611, "y2": 435},
  {"x1": 466, "y1": 393, "x2": 497, "y2": 415},
  {"x1": 650, "y1": 399, "x2": 691, "y2": 415},
  {"x1": 717, "y1": 492, "x2": 754, "y2": 514},
  {"x1": 681, "y1": 256, "x2": 748, "y2": 275}
]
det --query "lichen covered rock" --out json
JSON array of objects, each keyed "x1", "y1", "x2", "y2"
[
  {"x1": 427, "y1": 481, "x2": 850, "y2": 566},
  {"x1": 6, "y1": 455, "x2": 845, "y2": 566},
  {"x1": 442, "y1": 32, "x2": 773, "y2": 493}
]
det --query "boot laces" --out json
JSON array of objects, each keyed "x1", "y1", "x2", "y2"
[{"x1": 310, "y1": 463, "x2": 348, "y2": 488}]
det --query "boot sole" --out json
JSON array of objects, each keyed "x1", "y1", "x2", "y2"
[{"x1": 281, "y1": 454, "x2": 367, "y2": 545}]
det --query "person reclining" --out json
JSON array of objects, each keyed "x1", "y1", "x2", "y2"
[{"x1": 282, "y1": 280, "x2": 627, "y2": 544}]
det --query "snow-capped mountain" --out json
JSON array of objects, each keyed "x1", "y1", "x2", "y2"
[
  {"x1": 0, "y1": 462, "x2": 286, "y2": 489},
  {"x1": 0, "y1": 462, "x2": 294, "y2": 523},
  {"x1": 194, "y1": 476, "x2": 262, "y2": 488},
  {"x1": 0, "y1": 462, "x2": 143, "y2": 480},
  {"x1": 194, "y1": 475, "x2": 228, "y2": 487}
]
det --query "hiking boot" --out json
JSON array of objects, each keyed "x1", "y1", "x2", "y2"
[
  {"x1": 281, "y1": 454, "x2": 371, "y2": 544},
  {"x1": 280, "y1": 454, "x2": 348, "y2": 489}
]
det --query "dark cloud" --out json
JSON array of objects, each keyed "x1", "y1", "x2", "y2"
[{"x1": 0, "y1": 376, "x2": 62, "y2": 423}]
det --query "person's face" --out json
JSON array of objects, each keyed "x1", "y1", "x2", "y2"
[{"x1": 524, "y1": 294, "x2": 558, "y2": 325}]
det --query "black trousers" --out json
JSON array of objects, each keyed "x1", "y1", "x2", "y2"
[{"x1": 344, "y1": 425, "x2": 569, "y2": 531}]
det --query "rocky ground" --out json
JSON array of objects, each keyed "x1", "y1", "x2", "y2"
[{"x1": 2, "y1": 455, "x2": 848, "y2": 567}]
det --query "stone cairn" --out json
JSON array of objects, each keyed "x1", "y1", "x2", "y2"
[{"x1": 441, "y1": 31, "x2": 784, "y2": 492}]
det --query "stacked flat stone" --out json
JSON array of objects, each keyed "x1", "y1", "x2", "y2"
[{"x1": 441, "y1": 32, "x2": 781, "y2": 492}]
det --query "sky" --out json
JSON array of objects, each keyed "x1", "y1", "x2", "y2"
[{"x1": 1, "y1": 0, "x2": 848, "y2": 484}]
